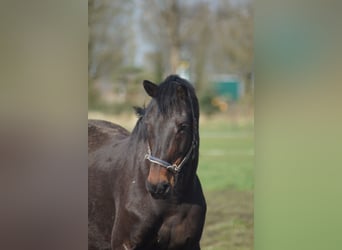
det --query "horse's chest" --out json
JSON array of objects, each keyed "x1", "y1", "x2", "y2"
[{"x1": 156, "y1": 213, "x2": 198, "y2": 249}]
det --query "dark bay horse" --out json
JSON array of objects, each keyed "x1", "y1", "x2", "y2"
[{"x1": 88, "y1": 75, "x2": 206, "y2": 250}]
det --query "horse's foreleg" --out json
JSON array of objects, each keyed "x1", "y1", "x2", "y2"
[{"x1": 111, "y1": 216, "x2": 150, "y2": 250}]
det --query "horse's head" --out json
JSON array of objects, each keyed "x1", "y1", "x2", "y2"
[{"x1": 137, "y1": 75, "x2": 199, "y2": 199}]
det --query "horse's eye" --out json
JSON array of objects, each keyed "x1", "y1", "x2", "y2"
[{"x1": 178, "y1": 124, "x2": 190, "y2": 133}]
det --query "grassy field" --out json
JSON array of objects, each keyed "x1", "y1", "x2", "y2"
[
  {"x1": 198, "y1": 116, "x2": 254, "y2": 250},
  {"x1": 88, "y1": 112, "x2": 254, "y2": 250},
  {"x1": 199, "y1": 118, "x2": 254, "y2": 191}
]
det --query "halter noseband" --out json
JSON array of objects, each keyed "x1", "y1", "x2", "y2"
[
  {"x1": 144, "y1": 140, "x2": 197, "y2": 173},
  {"x1": 144, "y1": 87, "x2": 197, "y2": 174}
]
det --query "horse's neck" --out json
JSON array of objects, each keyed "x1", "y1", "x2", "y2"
[{"x1": 126, "y1": 136, "x2": 147, "y2": 170}]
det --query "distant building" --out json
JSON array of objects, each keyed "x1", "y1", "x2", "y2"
[{"x1": 211, "y1": 74, "x2": 245, "y2": 102}]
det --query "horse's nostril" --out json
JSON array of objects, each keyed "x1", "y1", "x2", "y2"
[
  {"x1": 162, "y1": 182, "x2": 170, "y2": 191},
  {"x1": 146, "y1": 181, "x2": 171, "y2": 199},
  {"x1": 158, "y1": 182, "x2": 170, "y2": 194},
  {"x1": 146, "y1": 181, "x2": 156, "y2": 193}
]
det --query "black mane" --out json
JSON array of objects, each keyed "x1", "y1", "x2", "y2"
[
  {"x1": 133, "y1": 106, "x2": 145, "y2": 118},
  {"x1": 155, "y1": 75, "x2": 197, "y2": 115}
]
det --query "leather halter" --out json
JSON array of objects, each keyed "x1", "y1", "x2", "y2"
[
  {"x1": 144, "y1": 140, "x2": 197, "y2": 173},
  {"x1": 144, "y1": 88, "x2": 197, "y2": 174}
]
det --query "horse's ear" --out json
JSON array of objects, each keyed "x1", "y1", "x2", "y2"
[{"x1": 143, "y1": 80, "x2": 158, "y2": 98}]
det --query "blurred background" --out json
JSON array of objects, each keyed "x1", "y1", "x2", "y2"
[
  {"x1": 2, "y1": 1, "x2": 342, "y2": 250},
  {"x1": 88, "y1": 0, "x2": 254, "y2": 249}
]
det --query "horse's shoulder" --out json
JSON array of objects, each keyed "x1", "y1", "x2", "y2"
[{"x1": 88, "y1": 119, "x2": 130, "y2": 153}]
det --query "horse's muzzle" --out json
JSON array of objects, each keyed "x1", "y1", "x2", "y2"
[{"x1": 146, "y1": 181, "x2": 171, "y2": 199}]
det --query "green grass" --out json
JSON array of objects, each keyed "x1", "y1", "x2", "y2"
[
  {"x1": 198, "y1": 118, "x2": 254, "y2": 250},
  {"x1": 198, "y1": 120, "x2": 254, "y2": 191},
  {"x1": 201, "y1": 190, "x2": 253, "y2": 250}
]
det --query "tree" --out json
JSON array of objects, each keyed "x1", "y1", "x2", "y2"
[
  {"x1": 140, "y1": 0, "x2": 253, "y2": 96},
  {"x1": 211, "y1": 0, "x2": 254, "y2": 94},
  {"x1": 141, "y1": 0, "x2": 184, "y2": 75},
  {"x1": 88, "y1": 0, "x2": 133, "y2": 108},
  {"x1": 88, "y1": 0, "x2": 133, "y2": 80}
]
